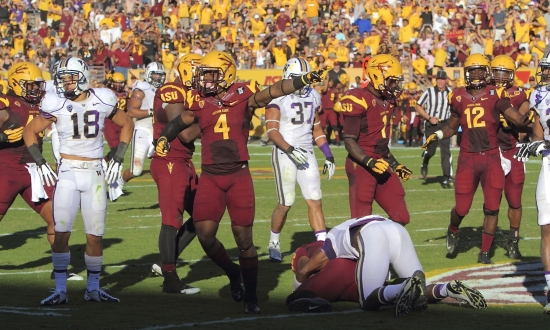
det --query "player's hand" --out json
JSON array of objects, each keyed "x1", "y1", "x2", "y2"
[
  {"x1": 499, "y1": 114, "x2": 509, "y2": 128},
  {"x1": 395, "y1": 164, "x2": 413, "y2": 182},
  {"x1": 155, "y1": 136, "x2": 170, "y2": 157},
  {"x1": 421, "y1": 133, "x2": 439, "y2": 150},
  {"x1": 36, "y1": 161, "x2": 58, "y2": 187},
  {"x1": 302, "y1": 67, "x2": 331, "y2": 84},
  {"x1": 0, "y1": 126, "x2": 24, "y2": 143},
  {"x1": 323, "y1": 157, "x2": 335, "y2": 179},
  {"x1": 105, "y1": 156, "x2": 123, "y2": 185},
  {"x1": 286, "y1": 146, "x2": 309, "y2": 165},
  {"x1": 365, "y1": 157, "x2": 389, "y2": 174},
  {"x1": 524, "y1": 109, "x2": 536, "y2": 125}
]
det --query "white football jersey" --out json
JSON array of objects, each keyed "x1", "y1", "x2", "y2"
[
  {"x1": 40, "y1": 88, "x2": 117, "y2": 159},
  {"x1": 531, "y1": 86, "x2": 550, "y2": 142},
  {"x1": 267, "y1": 89, "x2": 322, "y2": 149},
  {"x1": 132, "y1": 80, "x2": 155, "y2": 130},
  {"x1": 44, "y1": 80, "x2": 56, "y2": 94}
]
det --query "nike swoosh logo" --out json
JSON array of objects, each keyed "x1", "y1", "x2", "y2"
[
  {"x1": 93, "y1": 103, "x2": 100, "y2": 106},
  {"x1": 309, "y1": 305, "x2": 320, "y2": 310},
  {"x1": 52, "y1": 298, "x2": 59, "y2": 304},
  {"x1": 481, "y1": 98, "x2": 488, "y2": 101},
  {"x1": 61, "y1": 170, "x2": 69, "y2": 173}
]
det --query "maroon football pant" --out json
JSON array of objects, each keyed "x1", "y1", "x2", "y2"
[
  {"x1": 150, "y1": 158, "x2": 198, "y2": 229},
  {"x1": 193, "y1": 166, "x2": 255, "y2": 227},
  {"x1": 345, "y1": 157, "x2": 410, "y2": 224},
  {"x1": 103, "y1": 118, "x2": 121, "y2": 149},
  {"x1": 501, "y1": 147, "x2": 524, "y2": 209},
  {"x1": 0, "y1": 163, "x2": 54, "y2": 215},
  {"x1": 454, "y1": 149, "x2": 505, "y2": 216}
]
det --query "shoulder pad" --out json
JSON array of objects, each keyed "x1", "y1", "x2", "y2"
[
  {"x1": 90, "y1": 88, "x2": 117, "y2": 107},
  {"x1": 133, "y1": 80, "x2": 152, "y2": 91},
  {"x1": 40, "y1": 92, "x2": 64, "y2": 118},
  {"x1": 157, "y1": 83, "x2": 189, "y2": 104},
  {"x1": 310, "y1": 89, "x2": 322, "y2": 106},
  {"x1": 496, "y1": 86, "x2": 510, "y2": 99},
  {"x1": 219, "y1": 82, "x2": 257, "y2": 106},
  {"x1": 340, "y1": 89, "x2": 368, "y2": 116},
  {"x1": 448, "y1": 90, "x2": 453, "y2": 103},
  {"x1": 0, "y1": 95, "x2": 9, "y2": 110}
]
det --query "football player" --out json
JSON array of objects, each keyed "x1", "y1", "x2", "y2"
[
  {"x1": 23, "y1": 57, "x2": 134, "y2": 305},
  {"x1": 422, "y1": 54, "x2": 534, "y2": 264},
  {"x1": 150, "y1": 54, "x2": 202, "y2": 294},
  {"x1": 513, "y1": 51, "x2": 550, "y2": 313},
  {"x1": 405, "y1": 82, "x2": 421, "y2": 147},
  {"x1": 120, "y1": 62, "x2": 166, "y2": 188},
  {"x1": 264, "y1": 58, "x2": 336, "y2": 262},
  {"x1": 0, "y1": 63, "x2": 54, "y2": 245},
  {"x1": 341, "y1": 54, "x2": 413, "y2": 224},
  {"x1": 319, "y1": 76, "x2": 339, "y2": 145},
  {"x1": 104, "y1": 72, "x2": 128, "y2": 163},
  {"x1": 491, "y1": 55, "x2": 531, "y2": 259},
  {"x1": 155, "y1": 51, "x2": 327, "y2": 314},
  {"x1": 287, "y1": 229, "x2": 487, "y2": 313}
]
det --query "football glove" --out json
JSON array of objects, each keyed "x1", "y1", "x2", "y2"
[
  {"x1": 514, "y1": 141, "x2": 547, "y2": 162},
  {"x1": 365, "y1": 157, "x2": 389, "y2": 174},
  {"x1": 524, "y1": 109, "x2": 536, "y2": 125},
  {"x1": 499, "y1": 114, "x2": 509, "y2": 128},
  {"x1": 0, "y1": 126, "x2": 24, "y2": 143},
  {"x1": 323, "y1": 157, "x2": 335, "y2": 180},
  {"x1": 105, "y1": 156, "x2": 123, "y2": 185},
  {"x1": 302, "y1": 67, "x2": 330, "y2": 84},
  {"x1": 421, "y1": 133, "x2": 439, "y2": 150},
  {"x1": 286, "y1": 146, "x2": 309, "y2": 166},
  {"x1": 395, "y1": 164, "x2": 413, "y2": 182},
  {"x1": 155, "y1": 136, "x2": 170, "y2": 157},
  {"x1": 37, "y1": 161, "x2": 58, "y2": 187}
]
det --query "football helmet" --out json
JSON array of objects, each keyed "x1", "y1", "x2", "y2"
[
  {"x1": 196, "y1": 51, "x2": 237, "y2": 96},
  {"x1": 111, "y1": 72, "x2": 126, "y2": 93},
  {"x1": 55, "y1": 57, "x2": 90, "y2": 99},
  {"x1": 177, "y1": 54, "x2": 202, "y2": 88},
  {"x1": 8, "y1": 62, "x2": 45, "y2": 104},
  {"x1": 464, "y1": 54, "x2": 491, "y2": 89},
  {"x1": 282, "y1": 58, "x2": 311, "y2": 97},
  {"x1": 455, "y1": 77, "x2": 466, "y2": 88},
  {"x1": 364, "y1": 54, "x2": 404, "y2": 99},
  {"x1": 408, "y1": 82, "x2": 418, "y2": 94},
  {"x1": 491, "y1": 55, "x2": 516, "y2": 88},
  {"x1": 536, "y1": 51, "x2": 550, "y2": 86},
  {"x1": 339, "y1": 73, "x2": 350, "y2": 87},
  {"x1": 145, "y1": 62, "x2": 166, "y2": 88}
]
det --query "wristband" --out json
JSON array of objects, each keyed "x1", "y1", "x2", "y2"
[
  {"x1": 361, "y1": 155, "x2": 373, "y2": 167},
  {"x1": 27, "y1": 143, "x2": 46, "y2": 166},
  {"x1": 387, "y1": 154, "x2": 399, "y2": 171},
  {"x1": 319, "y1": 142, "x2": 333, "y2": 158},
  {"x1": 113, "y1": 141, "x2": 128, "y2": 162},
  {"x1": 0, "y1": 132, "x2": 7, "y2": 143},
  {"x1": 161, "y1": 114, "x2": 191, "y2": 141}
]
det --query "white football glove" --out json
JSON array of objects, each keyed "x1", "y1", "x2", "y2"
[
  {"x1": 323, "y1": 157, "x2": 335, "y2": 180},
  {"x1": 105, "y1": 157, "x2": 123, "y2": 185},
  {"x1": 37, "y1": 163, "x2": 58, "y2": 187},
  {"x1": 286, "y1": 146, "x2": 309, "y2": 166},
  {"x1": 514, "y1": 141, "x2": 546, "y2": 162}
]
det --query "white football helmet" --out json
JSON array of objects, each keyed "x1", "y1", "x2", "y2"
[
  {"x1": 55, "y1": 57, "x2": 90, "y2": 99},
  {"x1": 536, "y1": 51, "x2": 550, "y2": 86},
  {"x1": 145, "y1": 62, "x2": 166, "y2": 88},
  {"x1": 283, "y1": 58, "x2": 311, "y2": 97}
]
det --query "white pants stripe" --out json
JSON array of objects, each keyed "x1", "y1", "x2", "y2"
[{"x1": 536, "y1": 159, "x2": 550, "y2": 226}]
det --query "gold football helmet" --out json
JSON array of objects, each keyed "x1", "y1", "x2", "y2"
[
  {"x1": 339, "y1": 73, "x2": 350, "y2": 87},
  {"x1": 8, "y1": 62, "x2": 45, "y2": 104},
  {"x1": 408, "y1": 82, "x2": 418, "y2": 94},
  {"x1": 177, "y1": 54, "x2": 202, "y2": 88},
  {"x1": 464, "y1": 54, "x2": 491, "y2": 89},
  {"x1": 111, "y1": 72, "x2": 126, "y2": 93},
  {"x1": 491, "y1": 55, "x2": 516, "y2": 88},
  {"x1": 364, "y1": 54, "x2": 404, "y2": 98},
  {"x1": 197, "y1": 51, "x2": 237, "y2": 96}
]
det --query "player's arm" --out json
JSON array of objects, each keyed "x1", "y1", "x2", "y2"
[
  {"x1": 265, "y1": 105, "x2": 310, "y2": 166},
  {"x1": 247, "y1": 67, "x2": 329, "y2": 110},
  {"x1": 501, "y1": 97, "x2": 535, "y2": 127},
  {"x1": 0, "y1": 109, "x2": 23, "y2": 143},
  {"x1": 23, "y1": 114, "x2": 57, "y2": 186},
  {"x1": 165, "y1": 102, "x2": 201, "y2": 143},
  {"x1": 312, "y1": 111, "x2": 335, "y2": 179},
  {"x1": 295, "y1": 249, "x2": 329, "y2": 284},
  {"x1": 126, "y1": 89, "x2": 151, "y2": 119},
  {"x1": 421, "y1": 112, "x2": 460, "y2": 150},
  {"x1": 155, "y1": 110, "x2": 197, "y2": 156},
  {"x1": 343, "y1": 115, "x2": 390, "y2": 174},
  {"x1": 111, "y1": 108, "x2": 134, "y2": 145}
]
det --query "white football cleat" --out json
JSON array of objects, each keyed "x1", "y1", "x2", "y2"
[
  {"x1": 151, "y1": 263, "x2": 163, "y2": 277},
  {"x1": 41, "y1": 290, "x2": 68, "y2": 306},
  {"x1": 84, "y1": 289, "x2": 120, "y2": 302},
  {"x1": 268, "y1": 241, "x2": 282, "y2": 263}
]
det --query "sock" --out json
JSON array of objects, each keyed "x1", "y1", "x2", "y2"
[
  {"x1": 159, "y1": 224, "x2": 177, "y2": 272},
  {"x1": 207, "y1": 240, "x2": 238, "y2": 278},
  {"x1": 448, "y1": 224, "x2": 460, "y2": 234},
  {"x1": 545, "y1": 272, "x2": 550, "y2": 293},
  {"x1": 438, "y1": 284, "x2": 448, "y2": 297},
  {"x1": 176, "y1": 219, "x2": 197, "y2": 259},
  {"x1": 85, "y1": 253, "x2": 103, "y2": 292},
  {"x1": 510, "y1": 226, "x2": 519, "y2": 239},
  {"x1": 481, "y1": 232, "x2": 494, "y2": 252},
  {"x1": 382, "y1": 283, "x2": 403, "y2": 302},
  {"x1": 52, "y1": 252, "x2": 70, "y2": 293},
  {"x1": 239, "y1": 255, "x2": 259, "y2": 300},
  {"x1": 315, "y1": 230, "x2": 326, "y2": 241},
  {"x1": 270, "y1": 230, "x2": 280, "y2": 243}
]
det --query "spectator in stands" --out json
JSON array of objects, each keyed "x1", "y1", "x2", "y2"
[
  {"x1": 516, "y1": 47, "x2": 532, "y2": 68},
  {"x1": 111, "y1": 39, "x2": 132, "y2": 78}
]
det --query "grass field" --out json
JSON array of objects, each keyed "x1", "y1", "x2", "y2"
[{"x1": 1, "y1": 142, "x2": 549, "y2": 329}]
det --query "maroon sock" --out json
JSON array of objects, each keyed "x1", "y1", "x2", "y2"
[
  {"x1": 162, "y1": 263, "x2": 176, "y2": 272},
  {"x1": 239, "y1": 255, "x2": 258, "y2": 300},
  {"x1": 448, "y1": 224, "x2": 460, "y2": 234},
  {"x1": 207, "y1": 241, "x2": 237, "y2": 276},
  {"x1": 481, "y1": 232, "x2": 494, "y2": 252}
]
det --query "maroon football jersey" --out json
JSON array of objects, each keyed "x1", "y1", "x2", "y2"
[
  {"x1": 321, "y1": 87, "x2": 337, "y2": 109},
  {"x1": 497, "y1": 86, "x2": 528, "y2": 150},
  {"x1": 449, "y1": 86, "x2": 512, "y2": 153},
  {"x1": 341, "y1": 88, "x2": 394, "y2": 159},
  {"x1": 0, "y1": 95, "x2": 43, "y2": 164},
  {"x1": 153, "y1": 82, "x2": 196, "y2": 161},
  {"x1": 104, "y1": 90, "x2": 127, "y2": 145}
]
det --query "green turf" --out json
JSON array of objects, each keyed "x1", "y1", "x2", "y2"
[{"x1": 0, "y1": 142, "x2": 548, "y2": 329}]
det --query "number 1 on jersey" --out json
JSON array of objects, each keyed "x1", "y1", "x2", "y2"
[
  {"x1": 214, "y1": 113, "x2": 230, "y2": 139},
  {"x1": 381, "y1": 114, "x2": 388, "y2": 138}
]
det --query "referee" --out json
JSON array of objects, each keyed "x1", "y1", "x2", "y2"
[{"x1": 415, "y1": 70, "x2": 454, "y2": 188}]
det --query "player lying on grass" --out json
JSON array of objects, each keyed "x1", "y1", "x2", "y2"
[{"x1": 286, "y1": 215, "x2": 487, "y2": 316}]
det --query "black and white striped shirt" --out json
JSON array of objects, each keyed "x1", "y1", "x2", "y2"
[{"x1": 417, "y1": 86, "x2": 451, "y2": 120}]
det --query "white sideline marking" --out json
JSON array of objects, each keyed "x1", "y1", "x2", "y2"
[
  {"x1": 139, "y1": 309, "x2": 362, "y2": 330},
  {"x1": 0, "y1": 270, "x2": 51, "y2": 276},
  {"x1": 415, "y1": 227, "x2": 446, "y2": 232},
  {"x1": 0, "y1": 306, "x2": 71, "y2": 317}
]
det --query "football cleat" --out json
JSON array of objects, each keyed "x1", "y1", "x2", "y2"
[
  {"x1": 161, "y1": 270, "x2": 199, "y2": 294},
  {"x1": 506, "y1": 238, "x2": 523, "y2": 259},
  {"x1": 544, "y1": 294, "x2": 550, "y2": 314},
  {"x1": 244, "y1": 297, "x2": 261, "y2": 314},
  {"x1": 446, "y1": 230, "x2": 459, "y2": 256},
  {"x1": 420, "y1": 165, "x2": 428, "y2": 179},
  {"x1": 288, "y1": 297, "x2": 332, "y2": 313},
  {"x1": 268, "y1": 241, "x2": 283, "y2": 263},
  {"x1": 41, "y1": 290, "x2": 68, "y2": 306},
  {"x1": 230, "y1": 277, "x2": 245, "y2": 302},
  {"x1": 446, "y1": 280, "x2": 487, "y2": 310},
  {"x1": 477, "y1": 251, "x2": 494, "y2": 264},
  {"x1": 394, "y1": 270, "x2": 427, "y2": 317},
  {"x1": 151, "y1": 262, "x2": 163, "y2": 277},
  {"x1": 442, "y1": 177, "x2": 455, "y2": 189},
  {"x1": 84, "y1": 289, "x2": 120, "y2": 302}
]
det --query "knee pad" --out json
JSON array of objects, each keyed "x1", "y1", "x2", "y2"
[
  {"x1": 509, "y1": 205, "x2": 522, "y2": 210},
  {"x1": 309, "y1": 188, "x2": 322, "y2": 201},
  {"x1": 483, "y1": 205, "x2": 499, "y2": 216},
  {"x1": 131, "y1": 160, "x2": 144, "y2": 176}
]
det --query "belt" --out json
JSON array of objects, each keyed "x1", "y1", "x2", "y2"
[{"x1": 60, "y1": 158, "x2": 102, "y2": 169}]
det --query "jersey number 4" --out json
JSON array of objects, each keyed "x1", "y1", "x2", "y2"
[
  {"x1": 71, "y1": 110, "x2": 100, "y2": 139},
  {"x1": 214, "y1": 113, "x2": 230, "y2": 139}
]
